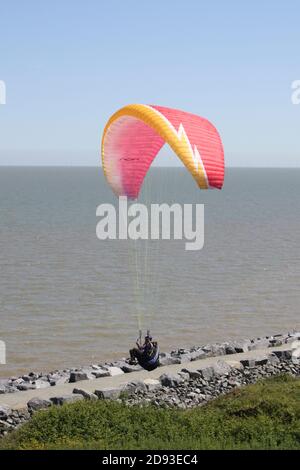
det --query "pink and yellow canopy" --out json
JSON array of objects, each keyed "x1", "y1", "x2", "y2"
[{"x1": 101, "y1": 104, "x2": 224, "y2": 199}]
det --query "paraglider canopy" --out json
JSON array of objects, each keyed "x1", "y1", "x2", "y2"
[{"x1": 101, "y1": 104, "x2": 224, "y2": 199}]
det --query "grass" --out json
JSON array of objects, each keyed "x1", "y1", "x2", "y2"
[{"x1": 1, "y1": 375, "x2": 300, "y2": 450}]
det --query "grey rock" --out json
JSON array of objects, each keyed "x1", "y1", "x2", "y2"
[
  {"x1": 109, "y1": 360, "x2": 128, "y2": 369},
  {"x1": 202, "y1": 345, "x2": 213, "y2": 357},
  {"x1": 197, "y1": 365, "x2": 215, "y2": 381},
  {"x1": 27, "y1": 397, "x2": 52, "y2": 412},
  {"x1": 159, "y1": 353, "x2": 181, "y2": 366},
  {"x1": 268, "y1": 353, "x2": 280, "y2": 365},
  {"x1": 50, "y1": 394, "x2": 84, "y2": 405},
  {"x1": 233, "y1": 340, "x2": 251, "y2": 353},
  {"x1": 178, "y1": 371, "x2": 190, "y2": 381},
  {"x1": 73, "y1": 388, "x2": 98, "y2": 400},
  {"x1": 0, "y1": 420, "x2": 13, "y2": 431},
  {"x1": 12, "y1": 378, "x2": 24, "y2": 385},
  {"x1": 0, "y1": 405, "x2": 11, "y2": 420},
  {"x1": 292, "y1": 347, "x2": 300, "y2": 361},
  {"x1": 121, "y1": 363, "x2": 143, "y2": 373},
  {"x1": 69, "y1": 371, "x2": 89, "y2": 383},
  {"x1": 159, "y1": 373, "x2": 184, "y2": 388},
  {"x1": 211, "y1": 343, "x2": 227, "y2": 356},
  {"x1": 49, "y1": 374, "x2": 69, "y2": 386},
  {"x1": 29, "y1": 372, "x2": 39, "y2": 380},
  {"x1": 254, "y1": 356, "x2": 269, "y2": 366},
  {"x1": 186, "y1": 370, "x2": 202, "y2": 380},
  {"x1": 190, "y1": 349, "x2": 207, "y2": 361},
  {"x1": 178, "y1": 353, "x2": 192, "y2": 363},
  {"x1": 224, "y1": 343, "x2": 236, "y2": 355},
  {"x1": 22, "y1": 375, "x2": 31, "y2": 382},
  {"x1": 240, "y1": 356, "x2": 269, "y2": 368},
  {"x1": 94, "y1": 387, "x2": 123, "y2": 400},
  {"x1": 34, "y1": 379, "x2": 51, "y2": 389},
  {"x1": 103, "y1": 366, "x2": 124, "y2": 377},
  {"x1": 17, "y1": 382, "x2": 36, "y2": 391},
  {"x1": 92, "y1": 369, "x2": 110, "y2": 378},
  {"x1": 273, "y1": 350, "x2": 292, "y2": 361},
  {"x1": 143, "y1": 379, "x2": 161, "y2": 391},
  {"x1": 124, "y1": 381, "x2": 147, "y2": 394}
]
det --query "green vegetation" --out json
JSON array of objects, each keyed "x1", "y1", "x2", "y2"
[{"x1": 1, "y1": 375, "x2": 300, "y2": 450}]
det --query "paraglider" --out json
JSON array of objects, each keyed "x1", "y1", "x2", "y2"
[
  {"x1": 129, "y1": 330, "x2": 159, "y2": 371},
  {"x1": 101, "y1": 104, "x2": 224, "y2": 199},
  {"x1": 101, "y1": 104, "x2": 225, "y2": 371}
]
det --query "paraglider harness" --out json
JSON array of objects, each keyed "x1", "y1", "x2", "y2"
[{"x1": 134, "y1": 330, "x2": 160, "y2": 371}]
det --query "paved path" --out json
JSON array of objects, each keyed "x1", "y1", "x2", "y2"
[{"x1": 0, "y1": 343, "x2": 296, "y2": 410}]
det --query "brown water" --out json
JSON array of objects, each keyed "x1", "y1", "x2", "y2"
[{"x1": 0, "y1": 167, "x2": 299, "y2": 377}]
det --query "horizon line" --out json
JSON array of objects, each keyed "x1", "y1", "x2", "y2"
[{"x1": 0, "y1": 165, "x2": 299, "y2": 169}]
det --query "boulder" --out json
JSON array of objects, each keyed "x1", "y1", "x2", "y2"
[
  {"x1": 0, "y1": 405, "x2": 11, "y2": 420},
  {"x1": 34, "y1": 379, "x2": 51, "y2": 389},
  {"x1": 103, "y1": 366, "x2": 124, "y2": 377},
  {"x1": 224, "y1": 343, "x2": 236, "y2": 355},
  {"x1": 91, "y1": 369, "x2": 110, "y2": 378},
  {"x1": 22, "y1": 375, "x2": 31, "y2": 382},
  {"x1": 232, "y1": 340, "x2": 251, "y2": 353},
  {"x1": 72, "y1": 388, "x2": 98, "y2": 400},
  {"x1": 120, "y1": 363, "x2": 143, "y2": 373},
  {"x1": 124, "y1": 381, "x2": 147, "y2": 394},
  {"x1": 178, "y1": 370, "x2": 190, "y2": 381},
  {"x1": 202, "y1": 345, "x2": 213, "y2": 357},
  {"x1": 185, "y1": 370, "x2": 202, "y2": 380},
  {"x1": 27, "y1": 397, "x2": 52, "y2": 412},
  {"x1": 178, "y1": 353, "x2": 192, "y2": 364},
  {"x1": 197, "y1": 365, "x2": 215, "y2": 381},
  {"x1": 190, "y1": 349, "x2": 206, "y2": 361},
  {"x1": 159, "y1": 353, "x2": 181, "y2": 366},
  {"x1": 11, "y1": 378, "x2": 24, "y2": 385},
  {"x1": 69, "y1": 371, "x2": 89, "y2": 383},
  {"x1": 0, "y1": 380, "x2": 10, "y2": 394},
  {"x1": 143, "y1": 379, "x2": 161, "y2": 391},
  {"x1": 268, "y1": 353, "x2": 280, "y2": 365},
  {"x1": 226, "y1": 360, "x2": 244, "y2": 370},
  {"x1": 49, "y1": 374, "x2": 69, "y2": 386},
  {"x1": 159, "y1": 373, "x2": 184, "y2": 388},
  {"x1": 210, "y1": 343, "x2": 227, "y2": 356},
  {"x1": 291, "y1": 347, "x2": 300, "y2": 364},
  {"x1": 240, "y1": 355, "x2": 269, "y2": 367},
  {"x1": 16, "y1": 382, "x2": 36, "y2": 391},
  {"x1": 50, "y1": 394, "x2": 84, "y2": 406},
  {"x1": 94, "y1": 387, "x2": 123, "y2": 400},
  {"x1": 291, "y1": 340, "x2": 300, "y2": 350},
  {"x1": 273, "y1": 350, "x2": 292, "y2": 361}
]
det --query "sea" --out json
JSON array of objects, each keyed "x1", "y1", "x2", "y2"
[{"x1": 0, "y1": 167, "x2": 299, "y2": 377}]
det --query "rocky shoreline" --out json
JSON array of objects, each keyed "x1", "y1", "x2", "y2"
[{"x1": 0, "y1": 330, "x2": 300, "y2": 437}]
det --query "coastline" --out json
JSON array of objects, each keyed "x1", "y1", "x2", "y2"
[
  {"x1": 0, "y1": 329, "x2": 300, "y2": 438},
  {"x1": 1, "y1": 329, "x2": 299, "y2": 394}
]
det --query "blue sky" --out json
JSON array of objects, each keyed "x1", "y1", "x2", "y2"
[{"x1": 0, "y1": 0, "x2": 299, "y2": 166}]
